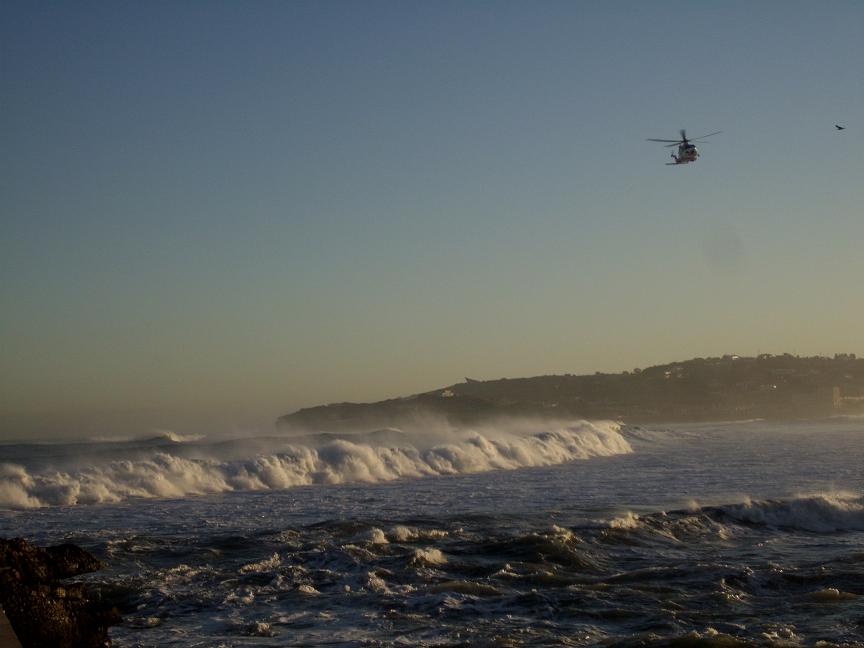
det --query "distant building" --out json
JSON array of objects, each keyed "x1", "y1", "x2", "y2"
[{"x1": 834, "y1": 386, "x2": 864, "y2": 410}]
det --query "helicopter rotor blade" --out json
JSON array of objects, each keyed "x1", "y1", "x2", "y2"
[
  {"x1": 646, "y1": 138, "x2": 682, "y2": 143},
  {"x1": 680, "y1": 129, "x2": 687, "y2": 141},
  {"x1": 689, "y1": 130, "x2": 722, "y2": 140}
]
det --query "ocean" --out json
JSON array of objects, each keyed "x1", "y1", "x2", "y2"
[{"x1": 2, "y1": 418, "x2": 863, "y2": 646}]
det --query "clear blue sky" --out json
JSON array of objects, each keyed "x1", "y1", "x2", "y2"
[{"x1": 1, "y1": 1, "x2": 861, "y2": 440}]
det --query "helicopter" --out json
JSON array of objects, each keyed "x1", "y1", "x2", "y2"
[{"x1": 646, "y1": 129, "x2": 722, "y2": 165}]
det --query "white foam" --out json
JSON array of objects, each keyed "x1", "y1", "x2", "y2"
[
  {"x1": 0, "y1": 419, "x2": 631, "y2": 508},
  {"x1": 363, "y1": 528, "x2": 389, "y2": 545},
  {"x1": 719, "y1": 493, "x2": 864, "y2": 533},
  {"x1": 297, "y1": 583, "x2": 320, "y2": 595},
  {"x1": 411, "y1": 548, "x2": 447, "y2": 566},
  {"x1": 239, "y1": 553, "x2": 282, "y2": 574},
  {"x1": 388, "y1": 525, "x2": 449, "y2": 542},
  {"x1": 0, "y1": 463, "x2": 43, "y2": 508},
  {"x1": 366, "y1": 571, "x2": 389, "y2": 593},
  {"x1": 549, "y1": 524, "x2": 578, "y2": 541},
  {"x1": 609, "y1": 512, "x2": 641, "y2": 529}
]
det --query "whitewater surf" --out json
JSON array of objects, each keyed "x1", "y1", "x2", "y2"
[{"x1": 3, "y1": 418, "x2": 864, "y2": 646}]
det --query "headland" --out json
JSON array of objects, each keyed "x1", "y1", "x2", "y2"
[{"x1": 278, "y1": 354, "x2": 864, "y2": 433}]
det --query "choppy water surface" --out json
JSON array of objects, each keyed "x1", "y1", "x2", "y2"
[{"x1": 2, "y1": 419, "x2": 864, "y2": 646}]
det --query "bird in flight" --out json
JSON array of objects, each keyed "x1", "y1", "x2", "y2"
[{"x1": 835, "y1": 124, "x2": 846, "y2": 130}]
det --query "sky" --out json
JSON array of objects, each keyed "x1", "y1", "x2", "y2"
[{"x1": 1, "y1": 1, "x2": 862, "y2": 441}]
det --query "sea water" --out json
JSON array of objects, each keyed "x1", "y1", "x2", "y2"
[{"x1": 2, "y1": 418, "x2": 863, "y2": 646}]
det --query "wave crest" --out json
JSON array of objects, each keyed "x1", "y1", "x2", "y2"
[
  {"x1": 0, "y1": 420, "x2": 630, "y2": 509},
  {"x1": 717, "y1": 493, "x2": 864, "y2": 533}
]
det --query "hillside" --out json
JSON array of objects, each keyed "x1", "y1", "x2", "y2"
[{"x1": 277, "y1": 354, "x2": 864, "y2": 433}]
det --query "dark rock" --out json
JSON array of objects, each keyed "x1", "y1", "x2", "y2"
[
  {"x1": 0, "y1": 537, "x2": 121, "y2": 648},
  {"x1": 45, "y1": 543, "x2": 104, "y2": 579}
]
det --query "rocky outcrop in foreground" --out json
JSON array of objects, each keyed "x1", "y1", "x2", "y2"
[{"x1": 0, "y1": 537, "x2": 121, "y2": 648}]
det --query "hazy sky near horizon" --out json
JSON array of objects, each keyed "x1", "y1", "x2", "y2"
[{"x1": 2, "y1": 1, "x2": 862, "y2": 440}]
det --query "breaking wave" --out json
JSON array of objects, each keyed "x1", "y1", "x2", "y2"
[
  {"x1": 714, "y1": 492, "x2": 864, "y2": 533},
  {"x1": 88, "y1": 430, "x2": 206, "y2": 444},
  {"x1": 0, "y1": 420, "x2": 629, "y2": 508},
  {"x1": 595, "y1": 493, "x2": 864, "y2": 548}
]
